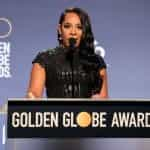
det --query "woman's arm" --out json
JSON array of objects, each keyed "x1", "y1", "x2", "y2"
[
  {"x1": 92, "y1": 68, "x2": 108, "y2": 99},
  {"x1": 99, "y1": 68, "x2": 108, "y2": 98},
  {"x1": 26, "y1": 63, "x2": 46, "y2": 98}
]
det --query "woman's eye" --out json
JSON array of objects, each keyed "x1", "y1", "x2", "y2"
[
  {"x1": 77, "y1": 26, "x2": 82, "y2": 30},
  {"x1": 63, "y1": 24, "x2": 71, "y2": 28},
  {"x1": 63, "y1": 24, "x2": 82, "y2": 30}
]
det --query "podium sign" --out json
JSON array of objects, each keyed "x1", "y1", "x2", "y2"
[{"x1": 7, "y1": 99, "x2": 150, "y2": 138}]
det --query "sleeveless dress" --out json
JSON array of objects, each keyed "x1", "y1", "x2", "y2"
[{"x1": 32, "y1": 46, "x2": 106, "y2": 98}]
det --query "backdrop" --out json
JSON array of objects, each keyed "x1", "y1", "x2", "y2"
[{"x1": 0, "y1": 0, "x2": 150, "y2": 150}]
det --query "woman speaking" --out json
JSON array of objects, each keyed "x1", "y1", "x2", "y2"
[{"x1": 27, "y1": 7, "x2": 108, "y2": 99}]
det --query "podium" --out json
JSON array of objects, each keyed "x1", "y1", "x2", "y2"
[{"x1": 1, "y1": 99, "x2": 150, "y2": 150}]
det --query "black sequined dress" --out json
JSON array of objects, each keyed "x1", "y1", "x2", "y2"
[{"x1": 32, "y1": 46, "x2": 106, "y2": 98}]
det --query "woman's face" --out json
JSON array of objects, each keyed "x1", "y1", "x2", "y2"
[{"x1": 58, "y1": 12, "x2": 83, "y2": 48}]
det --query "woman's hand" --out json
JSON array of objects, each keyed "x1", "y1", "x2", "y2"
[{"x1": 91, "y1": 94, "x2": 108, "y2": 100}]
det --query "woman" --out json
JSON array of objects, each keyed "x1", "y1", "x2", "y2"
[{"x1": 27, "y1": 7, "x2": 108, "y2": 99}]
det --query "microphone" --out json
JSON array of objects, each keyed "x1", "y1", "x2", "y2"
[
  {"x1": 66, "y1": 37, "x2": 77, "y2": 58},
  {"x1": 69, "y1": 37, "x2": 76, "y2": 49}
]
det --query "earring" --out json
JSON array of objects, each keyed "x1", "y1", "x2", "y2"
[
  {"x1": 58, "y1": 34, "x2": 63, "y2": 41},
  {"x1": 59, "y1": 36, "x2": 62, "y2": 41}
]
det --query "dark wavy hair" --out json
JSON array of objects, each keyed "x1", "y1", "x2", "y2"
[{"x1": 58, "y1": 7, "x2": 95, "y2": 55}]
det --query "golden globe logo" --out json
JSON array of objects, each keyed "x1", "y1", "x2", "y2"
[
  {"x1": 0, "y1": 18, "x2": 12, "y2": 38},
  {"x1": 76, "y1": 112, "x2": 91, "y2": 127}
]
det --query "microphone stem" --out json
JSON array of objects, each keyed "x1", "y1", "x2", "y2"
[{"x1": 71, "y1": 54, "x2": 75, "y2": 98}]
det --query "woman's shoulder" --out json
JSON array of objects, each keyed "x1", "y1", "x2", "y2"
[
  {"x1": 37, "y1": 48, "x2": 57, "y2": 57},
  {"x1": 80, "y1": 52, "x2": 107, "y2": 70},
  {"x1": 94, "y1": 54, "x2": 107, "y2": 70},
  {"x1": 37, "y1": 47, "x2": 63, "y2": 57},
  {"x1": 32, "y1": 47, "x2": 58, "y2": 68}
]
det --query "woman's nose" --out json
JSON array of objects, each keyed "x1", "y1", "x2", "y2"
[{"x1": 70, "y1": 27, "x2": 77, "y2": 35}]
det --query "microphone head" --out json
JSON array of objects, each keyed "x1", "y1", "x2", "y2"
[{"x1": 69, "y1": 38, "x2": 76, "y2": 48}]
